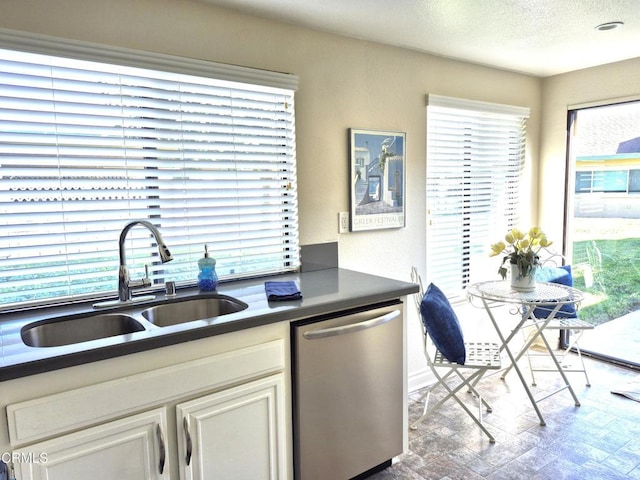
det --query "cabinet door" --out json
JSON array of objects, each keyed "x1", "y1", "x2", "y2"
[
  {"x1": 177, "y1": 374, "x2": 286, "y2": 480},
  {"x1": 13, "y1": 408, "x2": 170, "y2": 480}
]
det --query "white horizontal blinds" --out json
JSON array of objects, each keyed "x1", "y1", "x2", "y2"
[
  {"x1": 426, "y1": 94, "x2": 529, "y2": 295},
  {"x1": 0, "y1": 47, "x2": 298, "y2": 308}
]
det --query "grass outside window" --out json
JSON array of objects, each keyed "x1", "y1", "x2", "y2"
[{"x1": 572, "y1": 237, "x2": 640, "y2": 325}]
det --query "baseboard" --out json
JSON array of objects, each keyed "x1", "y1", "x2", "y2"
[{"x1": 408, "y1": 367, "x2": 436, "y2": 393}]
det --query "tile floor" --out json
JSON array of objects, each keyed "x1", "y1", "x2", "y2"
[{"x1": 369, "y1": 354, "x2": 640, "y2": 480}]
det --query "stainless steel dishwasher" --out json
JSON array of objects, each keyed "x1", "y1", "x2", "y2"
[{"x1": 292, "y1": 302, "x2": 404, "y2": 480}]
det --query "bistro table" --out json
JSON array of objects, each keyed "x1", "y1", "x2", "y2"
[{"x1": 467, "y1": 280, "x2": 585, "y2": 426}]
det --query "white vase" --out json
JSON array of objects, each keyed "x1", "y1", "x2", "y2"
[{"x1": 510, "y1": 263, "x2": 537, "y2": 292}]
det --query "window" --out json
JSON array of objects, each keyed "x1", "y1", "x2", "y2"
[
  {"x1": 426, "y1": 95, "x2": 529, "y2": 296},
  {"x1": 630, "y1": 169, "x2": 640, "y2": 192},
  {"x1": 576, "y1": 168, "x2": 640, "y2": 193},
  {"x1": 565, "y1": 100, "x2": 640, "y2": 369},
  {"x1": 0, "y1": 32, "x2": 299, "y2": 309}
]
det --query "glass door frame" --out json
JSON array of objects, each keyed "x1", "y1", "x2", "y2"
[{"x1": 561, "y1": 101, "x2": 640, "y2": 371}]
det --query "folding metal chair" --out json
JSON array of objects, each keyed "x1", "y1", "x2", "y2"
[
  {"x1": 522, "y1": 264, "x2": 594, "y2": 387},
  {"x1": 525, "y1": 315, "x2": 594, "y2": 387},
  {"x1": 410, "y1": 268, "x2": 502, "y2": 443}
]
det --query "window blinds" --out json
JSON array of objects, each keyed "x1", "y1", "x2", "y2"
[
  {"x1": 0, "y1": 44, "x2": 299, "y2": 308},
  {"x1": 426, "y1": 94, "x2": 529, "y2": 295}
]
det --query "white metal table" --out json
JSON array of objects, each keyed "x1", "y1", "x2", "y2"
[{"x1": 467, "y1": 280, "x2": 584, "y2": 426}]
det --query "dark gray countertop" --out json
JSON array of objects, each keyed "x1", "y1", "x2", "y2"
[{"x1": 0, "y1": 268, "x2": 418, "y2": 381}]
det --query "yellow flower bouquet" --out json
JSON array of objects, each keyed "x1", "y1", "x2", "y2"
[{"x1": 490, "y1": 227, "x2": 553, "y2": 280}]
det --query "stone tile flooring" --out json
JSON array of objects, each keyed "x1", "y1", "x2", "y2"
[{"x1": 369, "y1": 355, "x2": 640, "y2": 480}]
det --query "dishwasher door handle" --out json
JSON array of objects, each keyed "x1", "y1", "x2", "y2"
[{"x1": 303, "y1": 310, "x2": 400, "y2": 339}]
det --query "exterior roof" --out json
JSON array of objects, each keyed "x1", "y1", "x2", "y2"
[{"x1": 575, "y1": 103, "x2": 640, "y2": 157}]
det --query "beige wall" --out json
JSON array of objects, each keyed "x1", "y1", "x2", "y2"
[
  {"x1": 0, "y1": 0, "x2": 542, "y2": 279},
  {"x1": 539, "y1": 58, "x2": 640, "y2": 246},
  {"x1": 0, "y1": 0, "x2": 542, "y2": 387}
]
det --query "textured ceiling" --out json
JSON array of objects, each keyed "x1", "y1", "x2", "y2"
[{"x1": 198, "y1": 0, "x2": 640, "y2": 77}]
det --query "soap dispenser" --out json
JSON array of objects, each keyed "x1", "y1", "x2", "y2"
[{"x1": 197, "y1": 244, "x2": 218, "y2": 291}]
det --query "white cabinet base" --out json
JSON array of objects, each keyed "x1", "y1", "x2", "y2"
[{"x1": 6, "y1": 339, "x2": 289, "y2": 480}]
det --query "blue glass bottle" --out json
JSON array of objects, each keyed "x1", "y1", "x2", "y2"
[{"x1": 197, "y1": 245, "x2": 218, "y2": 291}]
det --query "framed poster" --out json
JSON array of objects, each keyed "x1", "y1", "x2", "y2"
[{"x1": 349, "y1": 129, "x2": 406, "y2": 231}]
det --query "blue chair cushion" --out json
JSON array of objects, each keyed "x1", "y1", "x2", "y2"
[
  {"x1": 533, "y1": 265, "x2": 577, "y2": 318},
  {"x1": 536, "y1": 265, "x2": 572, "y2": 286},
  {"x1": 420, "y1": 283, "x2": 466, "y2": 364}
]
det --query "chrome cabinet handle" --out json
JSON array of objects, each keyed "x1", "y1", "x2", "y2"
[
  {"x1": 303, "y1": 310, "x2": 400, "y2": 339},
  {"x1": 183, "y1": 417, "x2": 192, "y2": 466},
  {"x1": 156, "y1": 423, "x2": 166, "y2": 474}
]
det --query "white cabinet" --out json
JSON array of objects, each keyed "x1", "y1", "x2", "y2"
[
  {"x1": 6, "y1": 338, "x2": 289, "y2": 480},
  {"x1": 177, "y1": 374, "x2": 286, "y2": 480},
  {"x1": 12, "y1": 374, "x2": 286, "y2": 480},
  {"x1": 13, "y1": 408, "x2": 170, "y2": 480}
]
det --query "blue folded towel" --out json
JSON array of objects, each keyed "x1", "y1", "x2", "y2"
[{"x1": 265, "y1": 281, "x2": 302, "y2": 301}]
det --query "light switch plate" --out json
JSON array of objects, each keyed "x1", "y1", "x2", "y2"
[{"x1": 338, "y1": 212, "x2": 349, "y2": 233}]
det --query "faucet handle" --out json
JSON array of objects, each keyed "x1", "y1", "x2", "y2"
[
  {"x1": 128, "y1": 264, "x2": 151, "y2": 291},
  {"x1": 141, "y1": 264, "x2": 151, "y2": 288}
]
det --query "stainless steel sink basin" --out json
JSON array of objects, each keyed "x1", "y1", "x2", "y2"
[
  {"x1": 22, "y1": 313, "x2": 146, "y2": 348},
  {"x1": 141, "y1": 296, "x2": 248, "y2": 327}
]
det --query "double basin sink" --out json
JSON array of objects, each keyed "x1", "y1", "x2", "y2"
[{"x1": 21, "y1": 295, "x2": 249, "y2": 348}]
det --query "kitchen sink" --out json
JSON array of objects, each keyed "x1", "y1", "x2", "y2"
[
  {"x1": 22, "y1": 313, "x2": 146, "y2": 348},
  {"x1": 141, "y1": 296, "x2": 248, "y2": 327},
  {"x1": 20, "y1": 295, "x2": 249, "y2": 347}
]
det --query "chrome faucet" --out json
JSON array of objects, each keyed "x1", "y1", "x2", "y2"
[{"x1": 118, "y1": 220, "x2": 173, "y2": 302}]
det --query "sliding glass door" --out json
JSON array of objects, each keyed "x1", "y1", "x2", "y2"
[{"x1": 565, "y1": 101, "x2": 640, "y2": 368}]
